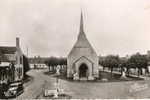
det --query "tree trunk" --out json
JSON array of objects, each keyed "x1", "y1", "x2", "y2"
[
  {"x1": 52, "y1": 66, "x2": 54, "y2": 72},
  {"x1": 146, "y1": 68, "x2": 149, "y2": 75},
  {"x1": 111, "y1": 67, "x2": 113, "y2": 77},
  {"x1": 141, "y1": 68, "x2": 143, "y2": 75},
  {"x1": 121, "y1": 67, "x2": 123, "y2": 75},
  {"x1": 48, "y1": 66, "x2": 50, "y2": 72},
  {"x1": 127, "y1": 68, "x2": 129, "y2": 76},
  {"x1": 138, "y1": 68, "x2": 140, "y2": 77}
]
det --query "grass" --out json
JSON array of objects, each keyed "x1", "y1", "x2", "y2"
[
  {"x1": 43, "y1": 71, "x2": 143, "y2": 83},
  {"x1": 99, "y1": 71, "x2": 143, "y2": 82}
]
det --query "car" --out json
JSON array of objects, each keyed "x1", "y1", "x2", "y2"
[{"x1": 4, "y1": 81, "x2": 24, "y2": 98}]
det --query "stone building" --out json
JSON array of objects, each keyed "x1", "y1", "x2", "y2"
[
  {"x1": 67, "y1": 12, "x2": 99, "y2": 80},
  {"x1": 0, "y1": 37, "x2": 24, "y2": 83}
]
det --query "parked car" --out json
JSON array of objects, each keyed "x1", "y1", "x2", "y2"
[{"x1": 4, "y1": 81, "x2": 24, "y2": 98}]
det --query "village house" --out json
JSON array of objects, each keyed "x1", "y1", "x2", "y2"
[
  {"x1": 0, "y1": 38, "x2": 24, "y2": 84},
  {"x1": 28, "y1": 56, "x2": 48, "y2": 69}
]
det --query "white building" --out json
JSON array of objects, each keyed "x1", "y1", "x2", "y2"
[{"x1": 67, "y1": 12, "x2": 99, "y2": 80}]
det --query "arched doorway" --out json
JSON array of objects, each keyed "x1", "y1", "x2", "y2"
[{"x1": 79, "y1": 63, "x2": 88, "y2": 78}]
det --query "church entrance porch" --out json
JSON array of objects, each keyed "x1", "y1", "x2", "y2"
[
  {"x1": 79, "y1": 63, "x2": 88, "y2": 78},
  {"x1": 72, "y1": 56, "x2": 95, "y2": 81}
]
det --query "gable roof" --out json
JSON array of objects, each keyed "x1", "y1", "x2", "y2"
[
  {"x1": 0, "y1": 46, "x2": 17, "y2": 54},
  {"x1": 74, "y1": 56, "x2": 94, "y2": 64},
  {"x1": 0, "y1": 46, "x2": 17, "y2": 62}
]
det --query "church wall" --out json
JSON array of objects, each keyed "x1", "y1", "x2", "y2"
[
  {"x1": 67, "y1": 47, "x2": 99, "y2": 78},
  {"x1": 67, "y1": 12, "x2": 99, "y2": 79}
]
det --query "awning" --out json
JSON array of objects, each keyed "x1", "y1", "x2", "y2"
[{"x1": 0, "y1": 62, "x2": 10, "y2": 67}]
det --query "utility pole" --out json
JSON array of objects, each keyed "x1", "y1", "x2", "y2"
[{"x1": 26, "y1": 46, "x2": 28, "y2": 57}]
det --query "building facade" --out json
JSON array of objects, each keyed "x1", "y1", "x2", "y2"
[
  {"x1": 0, "y1": 38, "x2": 24, "y2": 83},
  {"x1": 67, "y1": 13, "x2": 99, "y2": 80}
]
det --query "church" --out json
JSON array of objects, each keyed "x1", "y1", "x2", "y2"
[{"x1": 67, "y1": 12, "x2": 99, "y2": 80}]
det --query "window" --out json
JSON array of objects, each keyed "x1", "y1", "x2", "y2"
[{"x1": 20, "y1": 56, "x2": 23, "y2": 64}]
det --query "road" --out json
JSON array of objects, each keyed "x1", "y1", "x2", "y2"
[
  {"x1": 18, "y1": 69, "x2": 150, "y2": 99},
  {"x1": 18, "y1": 69, "x2": 56, "y2": 99}
]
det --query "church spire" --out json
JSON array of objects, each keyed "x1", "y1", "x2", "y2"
[
  {"x1": 78, "y1": 11, "x2": 86, "y2": 40},
  {"x1": 80, "y1": 11, "x2": 84, "y2": 33}
]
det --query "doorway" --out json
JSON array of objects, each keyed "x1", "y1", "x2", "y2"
[{"x1": 79, "y1": 63, "x2": 88, "y2": 78}]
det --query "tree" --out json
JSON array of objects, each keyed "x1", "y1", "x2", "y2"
[
  {"x1": 102, "y1": 55, "x2": 120, "y2": 76},
  {"x1": 45, "y1": 56, "x2": 59, "y2": 72},
  {"x1": 44, "y1": 56, "x2": 67, "y2": 74},
  {"x1": 128, "y1": 53, "x2": 148, "y2": 76},
  {"x1": 99, "y1": 56, "x2": 106, "y2": 71},
  {"x1": 44, "y1": 60, "x2": 50, "y2": 71},
  {"x1": 119, "y1": 57, "x2": 128, "y2": 75}
]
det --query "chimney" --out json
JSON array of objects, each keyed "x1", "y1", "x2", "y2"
[
  {"x1": 16, "y1": 37, "x2": 20, "y2": 48},
  {"x1": 147, "y1": 50, "x2": 150, "y2": 57}
]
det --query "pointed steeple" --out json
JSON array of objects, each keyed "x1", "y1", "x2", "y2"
[
  {"x1": 68, "y1": 10, "x2": 98, "y2": 56},
  {"x1": 74, "y1": 11, "x2": 92, "y2": 48},
  {"x1": 78, "y1": 11, "x2": 86, "y2": 40},
  {"x1": 80, "y1": 11, "x2": 84, "y2": 33}
]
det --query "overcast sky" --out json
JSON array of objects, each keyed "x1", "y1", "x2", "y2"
[{"x1": 0, "y1": 0, "x2": 150, "y2": 57}]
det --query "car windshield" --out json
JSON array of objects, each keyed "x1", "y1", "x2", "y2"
[
  {"x1": 9, "y1": 87, "x2": 17, "y2": 91},
  {"x1": 9, "y1": 85, "x2": 17, "y2": 87},
  {"x1": 10, "y1": 82, "x2": 22, "y2": 87}
]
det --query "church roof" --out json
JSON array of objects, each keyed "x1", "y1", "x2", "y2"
[
  {"x1": 68, "y1": 12, "x2": 97, "y2": 56},
  {"x1": 75, "y1": 12, "x2": 90, "y2": 48}
]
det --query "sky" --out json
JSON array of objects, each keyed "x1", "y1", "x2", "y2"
[{"x1": 0, "y1": 0, "x2": 150, "y2": 57}]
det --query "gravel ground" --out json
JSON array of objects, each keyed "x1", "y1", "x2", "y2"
[
  {"x1": 18, "y1": 70, "x2": 54, "y2": 99},
  {"x1": 18, "y1": 69, "x2": 150, "y2": 99}
]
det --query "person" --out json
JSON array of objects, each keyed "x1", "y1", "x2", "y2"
[{"x1": 73, "y1": 72, "x2": 79, "y2": 80}]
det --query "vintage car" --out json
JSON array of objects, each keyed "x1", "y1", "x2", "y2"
[{"x1": 4, "y1": 81, "x2": 24, "y2": 98}]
